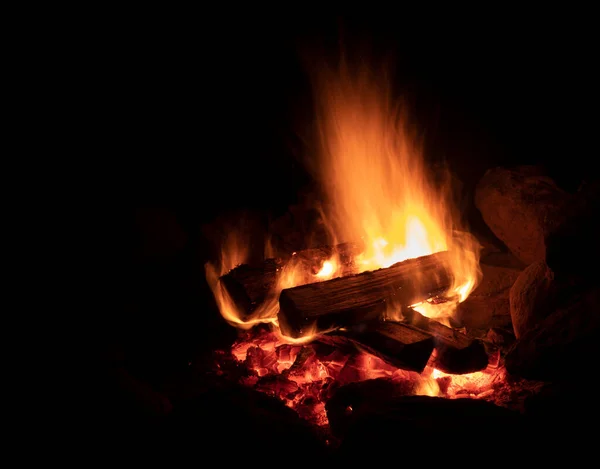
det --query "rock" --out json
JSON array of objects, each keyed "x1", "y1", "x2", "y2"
[
  {"x1": 509, "y1": 260, "x2": 556, "y2": 338},
  {"x1": 545, "y1": 178, "x2": 600, "y2": 281},
  {"x1": 476, "y1": 258, "x2": 524, "y2": 297},
  {"x1": 457, "y1": 252, "x2": 524, "y2": 334},
  {"x1": 168, "y1": 382, "x2": 329, "y2": 460},
  {"x1": 505, "y1": 286, "x2": 600, "y2": 382},
  {"x1": 520, "y1": 382, "x2": 600, "y2": 458},
  {"x1": 325, "y1": 378, "x2": 416, "y2": 439},
  {"x1": 333, "y1": 394, "x2": 526, "y2": 461},
  {"x1": 486, "y1": 327, "x2": 516, "y2": 349},
  {"x1": 475, "y1": 165, "x2": 573, "y2": 265},
  {"x1": 459, "y1": 293, "x2": 510, "y2": 335}
]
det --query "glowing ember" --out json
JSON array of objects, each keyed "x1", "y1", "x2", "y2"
[{"x1": 217, "y1": 327, "x2": 508, "y2": 428}]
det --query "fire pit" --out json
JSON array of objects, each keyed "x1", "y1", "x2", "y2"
[
  {"x1": 101, "y1": 20, "x2": 600, "y2": 463},
  {"x1": 196, "y1": 55, "x2": 600, "y2": 458}
]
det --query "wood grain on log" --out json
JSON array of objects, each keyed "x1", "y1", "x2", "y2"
[
  {"x1": 404, "y1": 309, "x2": 489, "y2": 374},
  {"x1": 218, "y1": 258, "x2": 281, "y2": 316},
  {"x1": 218, "y1": 242, "x2": 363, "y2": 316},
  {"x1": 345, "y1": 320, "x2": 435, "y2": 372},
  {"x1": 278, "y1": 251, "x2": 452, "y2": 338}
]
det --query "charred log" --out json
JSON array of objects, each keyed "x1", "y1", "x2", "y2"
[
  {"x1": 218, "y1": 258, "x2": 280, "y2": 317},
  {"x1": 343, "y1": 320, "x2": 435, "y2": 372},
  {"x1": 404, "y1": 309, "x2": 489, "y2": 374},
  {"x1": 278, "y1": 251, "x2": 453, "y2": 338},
  {"x1": 218, "y1": 242, "x2": 362, "y2": 316}
]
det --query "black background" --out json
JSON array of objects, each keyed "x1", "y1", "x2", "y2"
[
  {"x1": 85, "y1": 10, "x2": 598, "y2": 449},
  {"x1": 98, "y1": 12, "x2": 597, "y2": 224}
]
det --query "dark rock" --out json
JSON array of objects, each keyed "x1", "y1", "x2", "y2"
[
  {"x1": 333, "y1": 394, "x2": 526, "y2": 461},
  {"x1": 325, "y1": 378, "x2": 422, "y2": 439},
  {"x1": 486, "y1": 327, "x2": 516, "y2": 350},
  {"x1": 457, "y1": 252, "x2": 523, "y2": 334},
  {"x1": 475, "y1": 165, "x2": 573, "y2": 265},
  {"x1": 509, "y1": 260, "x2": 556, "y2": 338},
  {"x1": 505, "y1": 287, "x2": 600, "y2": 381},
  {"x1": 477, "y1": 258, "x2": 524, "y2": 296},
  {"x1": 167, "y1": 382, "x2": 331, "y2": 461},
  {"x1": 523, "y1": 382, "x2": 600, "y2": 457},
  {"x1": 458, "y1": 294, "x2": 510, "y2": 334},
  {"x1": 545, "y1": 178, "x2": 600, "y2": 282}
]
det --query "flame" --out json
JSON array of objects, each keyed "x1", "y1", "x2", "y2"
[
  {"x1": 315, "y1": 259, "x2": 336, "y2": 279},
  {"x1": 200, "y1": 52, "x2": 518, "y2": 433},
  {"x1": 204, "y1": 231, "x2": 267, "y2": 330},
  {"x1": 205, "y1": 231, "x2": 342, "y2": 334},
  {"x1": 306, "y1": 56, "x2": 482, "y2": 322},
  {"x1": 206, "y1": 54, "x2": 481, "y2": 332}
]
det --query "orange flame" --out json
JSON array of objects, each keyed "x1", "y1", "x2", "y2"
[
  {"x1": 204, "y1": 231, "x2": 278, "y2": 330},
  {"x1": 205, "y1": 231, "x2": 335, "y2": 337},
  {"x1": 206, "y1": 54, "x2": 481, "y2": 334},
  {"x1": 307, "y1": 57, "x2": 481, "y2": 322}
]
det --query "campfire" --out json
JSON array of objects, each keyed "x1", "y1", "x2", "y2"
[
  {"x1": 98, "y1": 15, "x2": 600, "y2": 463},
  {"x1": 200, "y1": 56, "x2": 600, "y2": 446}
]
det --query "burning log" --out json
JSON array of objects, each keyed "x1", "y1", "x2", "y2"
[
  {"x1": 218, "y1": 258, "x2": 280, "y2": 317},
  {"x1": 404, "y1": 309, "x2": 489, "y2": 374},
  {"x1": 218, "y1": 242, "x2": 362, "y2": 316},
  {"x1": 344, "y1": 320, "x2": 436, "y2": 372},
  {"x1": 278, "y1": 251, "x2": 452, "y2": 338}
]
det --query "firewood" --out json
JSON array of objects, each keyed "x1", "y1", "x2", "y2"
[
  {"x1": 218, "y1": 258, "x2": 280, "y2": 317},
  {"x1": 218, "y1": 242, "x2": 363, "y2": 316},
  {"x1": 278, "y1": 251, "x2": 452, "y2": 338},
  {"x1": 343, "y1": 320, "x2": 435, "y2": 372},
  {"x1": 403, "y1": 309, "x2": 489, "y2": 374}
]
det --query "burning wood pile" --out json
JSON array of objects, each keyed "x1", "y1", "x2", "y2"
[
  {"x1": 202, "y1": 166, "x2": 599, "y2": 456},
  {"x1": 220, "y1": 247, "x2": 490, "y2": 375},
  {"x1": 200, "y1": 58, "x2": 600, "y2": 456}
]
